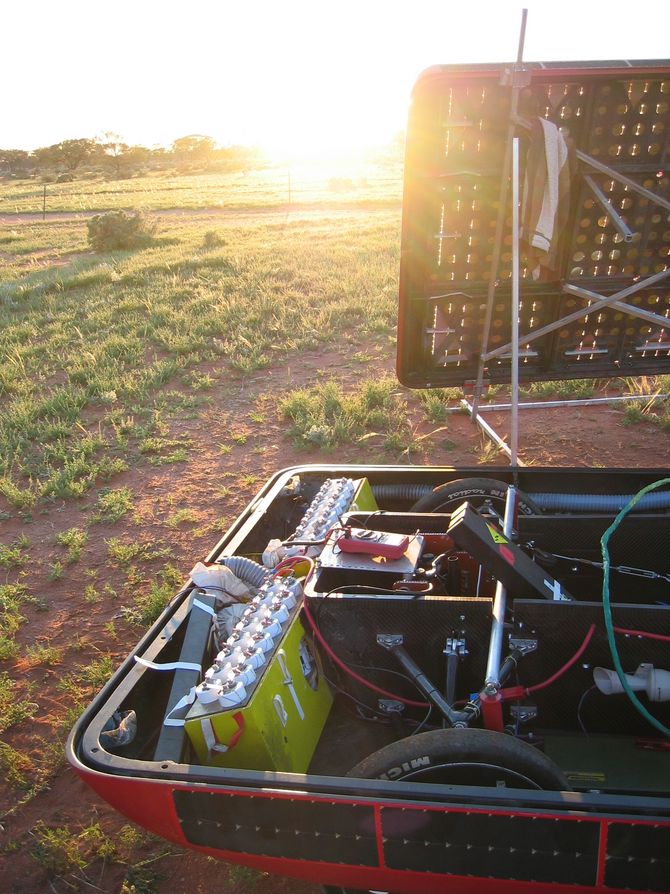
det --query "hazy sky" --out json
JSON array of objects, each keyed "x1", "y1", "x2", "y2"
[{"x1": 4, "y1": 0, "x2": 669, "y2": 157}]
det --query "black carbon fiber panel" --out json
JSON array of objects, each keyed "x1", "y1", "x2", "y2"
[
  {"x1": 513, "y1": 601, "x2": 670, "y2": 735},
  {"x1": 173, "y1": 790, "x2": 378, "y2": 865},
  {"x1": 381, "y1": 806, "x2": 599, "y2": 884},
  {"x1": 314, "y1": 596, "x2": 492, "y2": 712}
]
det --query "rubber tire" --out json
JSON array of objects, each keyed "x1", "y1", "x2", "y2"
[
  {"x1": 411, "y1": 477, "x2": 541, "y2": 516},
  {"x1": 347, "y1": 728, "x2": 569, "y2": 791}
]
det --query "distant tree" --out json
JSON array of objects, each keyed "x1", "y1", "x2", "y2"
[
  {"x1": 31, "y1": 139, "x2": 97, "y2": 175},
  {"x1": 0, "y1": 149, "x2": 31, "y2": 176},
  {"x1": 148, "y1": 146, "x2": 171, "y2": 170},
  {"x1": 98, "y1": 132, "x2": 130, "y2": 177},
  {"x1": 216, "y1": 144, "x2": 262, "y2": 172},
  {"x1": 32, "y1": 144, "x2": 62, "y2": 173},
  {"x1": 172, "y1": 135, "x2": 216, "y2": 169},
  {"x1": 57, "y1": 138, "x2": 97, "y2": 172}
]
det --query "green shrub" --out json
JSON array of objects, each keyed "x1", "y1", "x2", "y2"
[{"x1": 87, "y1": 210, "x2": 156, "y2": 252}]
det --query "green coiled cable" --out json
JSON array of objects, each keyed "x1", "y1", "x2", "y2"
[{"x1": 600, "y1": 477, "x2": 670, "y2": 738}]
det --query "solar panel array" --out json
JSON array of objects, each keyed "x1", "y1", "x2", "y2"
[{"x1": 397, "y1": 61, "x2": 670, "y2": 387}]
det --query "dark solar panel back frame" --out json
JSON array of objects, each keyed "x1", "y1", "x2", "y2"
[{"x1": 396, "y1": 60, "x2": 670, "y2": 388}]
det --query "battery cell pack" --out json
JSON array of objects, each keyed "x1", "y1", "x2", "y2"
[{"x1": 184, "y1": 613, "x2": 333, "y2": 772}]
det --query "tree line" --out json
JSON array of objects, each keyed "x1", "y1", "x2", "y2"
[{"x1": 0, "y1": 134, "x2": 263, "y2": 180}]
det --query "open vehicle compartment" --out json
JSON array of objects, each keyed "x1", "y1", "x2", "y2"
[{"x1": 68, "y1": 464, "x2": 670, "y2": 894}]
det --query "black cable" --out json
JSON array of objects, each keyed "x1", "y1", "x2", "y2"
[
  {"x1": 411, "y1": 704, "x2": 434, "y2": 736},
  {"x1": 322, "y1": 673, "x2": 391, "y2": 722},
  {"x1": 577, "y1": 685, "x2": 598, "y2": 737}
]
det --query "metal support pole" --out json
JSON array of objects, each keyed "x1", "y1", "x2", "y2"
[
  {"x1": 452, "y1": 393, "x2": 670, "y2": 413},
  {"x1": 513, "y1": 114, "x2": 670, "y2": 214},
  {"x1": 472, "y1": 8, "x2": 528, "y2": 418},
  {"x1": 460, "y1": 399, "x2": 514, "y2": 462},
  {"x1": 484, "y1": 267, "x2": 670, "y2": 363},
  {"x1": 484, "y1": 486, "x2": 518, "y2": 689},
  {"x1": 377, "y1": 635, "x2": 476, "y2": 727},
  {"x1": 584, "y1": 175, "x2": 634, "y2": 242},
  {"x1": 510, "y1": 137, "x2": 520, "y2": 466}
]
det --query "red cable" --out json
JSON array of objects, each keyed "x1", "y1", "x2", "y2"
[
  {"x1": 526, "y1": 624, "x2": 596, "y2": 694},
  {"x1": 301, "y1": 597, "x2": 430, "y2": 709},
  {"x1": 614, "y1": 626, "x2": 670, "y2": 644}
]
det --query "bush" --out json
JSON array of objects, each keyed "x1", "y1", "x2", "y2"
[
  {"x1": 202, "y1": 230, "x2": 225, "y2": 250},
  {"x1": 87, "y1": 210, "x2": 156, "y2": 252}
]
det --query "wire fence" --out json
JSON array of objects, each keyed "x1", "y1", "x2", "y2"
[{"x1": 1, "y1": 161, "x2": 403, "y2": 217}]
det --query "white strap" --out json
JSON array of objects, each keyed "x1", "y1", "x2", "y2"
[
  {"x1": 200, "y1": 717, "x2": 230, "y2": 752},
  {"x1": 134, "y1": 656, "x2": 202, "y2": 673},
  {"x1": 163, "y1": 688, "x2": 197, "y2": 727}
]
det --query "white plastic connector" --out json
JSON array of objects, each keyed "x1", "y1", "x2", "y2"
[{"x1": 593, "y1": 664, "x2": 670, "y2": 702}]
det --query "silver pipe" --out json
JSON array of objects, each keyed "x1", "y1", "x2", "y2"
[
  {"x1": 460, "y1": 399, "x2": 513, "y2": 461},
  {"x1": 584, "y1": 175, "x2": 634, "y2": 242},
  {"x1": 472, "y1": 8, "x2": 529, "y2": 418},
  {"x1": 514, "y1": 114, "x2": 670, "y2": 214},
  {"x1": 577, "y1": 149, "x2": 670, "y2": 214},
  {"x1": 448, "y1": 394, "x2": 670, "y2": 413},
  {"x1": 563, "y1": 283, "x2": 670, "y2": 330},
  {"x1": 483, "y1": 267, "x2": 670, "y2": 362},
  {"x1": 511, "y1": 137, "x2": 521, "y2": 466},
  {"x1": 485, "y1": 486, "x2": 518, "y2": 688}
]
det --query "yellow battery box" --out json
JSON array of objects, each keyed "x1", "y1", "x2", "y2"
[{"x1": 184, "y1": 613, "x2": 332, "y2": 772}]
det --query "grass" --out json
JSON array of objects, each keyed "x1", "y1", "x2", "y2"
[
  {"x1": 24, "y1": 643, "x2": 63, "y2": 667},
  {"x1": 93, "y1": 487, "x2": 134, "y2": 522},
  {"x1": 0, "y1": 162, "x2": 402, "y2": 214},
  {"x1": 106, "y1": 537, "x2": 166, "y2": 566},
  {"x1": 0, "y1": 202, "x2": 400, "y2": 507},
  {"x1": 0, "y1": 672, "x2": 39, "y2": 733},
  {"x1": 519, "y1": 379, "x2": 597, "y2": 400},
  {"x1": 0, "y1": 584, "x2": 28, "y2": 660},
  {"x1": 121, "y1": 565, "x2": 183, "y2": 626},
  {"x1": 165, "y1": 507, "x2": 197, "y2": 527},
  {"x1": 281, "y1": 376, "x2": 410, "y2": 451},
  {"x1": 0, "y1": 534, "x2": 29, "y2": 568},
  {"x1": 55, "y1": 527, "x2": 88, "y2": 563}
]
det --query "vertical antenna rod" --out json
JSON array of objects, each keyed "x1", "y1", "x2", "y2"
[{"x1": 472, "y1": 7, "x2": 528, "y2": 421}]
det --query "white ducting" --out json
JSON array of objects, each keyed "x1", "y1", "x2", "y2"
[{"x1": 593, "y1": 664, "x2": 670, "y2": 703}]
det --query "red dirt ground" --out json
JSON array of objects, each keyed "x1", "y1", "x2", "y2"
[{"x1": 1, "y1": 344, "x2": 669, "y2": 894}]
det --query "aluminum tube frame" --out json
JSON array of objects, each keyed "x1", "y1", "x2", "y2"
[
  {"x1": 562, "y1": 282, "x2": 670, "y2": 330},
  {"x1": 449, "y1": 393, "x2": 670, "y2": 413},
  {"x1": 472, "y1": 8, "x2": 528, "y2": 418},
  {"x1": 511, "y1": 137, "x2": 520, "y2": 466},
  {"x1": 584, "y1": 175, "x2": 635, "y2": 242},
  {"x1": 483, "y1": 267, "x2": 670, "y2": 362},
  {"x1": 460, "y1": 399, "x2": 513, "y2": 462},
  {"x1": 484, "y1": 486, "x2": 518, "y2": 688},
  {"x1": 514, "y1": 114, "x2": 670, "y2": 214}
]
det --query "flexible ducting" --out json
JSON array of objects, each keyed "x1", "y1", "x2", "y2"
[
  {"x1": 373, "y1": 483, "x2": 670, "y2": 513},
  {"x1": 534, "y1": 491, "x2": 670, "y2": 513},
  {"x1": 217, "y1": 556, "x2": 270, "y2": 588}
]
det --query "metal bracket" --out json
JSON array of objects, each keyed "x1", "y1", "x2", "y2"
[
  {"x1": 377, "y1": 634, "x2": 404, "y2": 650},
  {"x1": 508, "y1": 636, "x2": 538, "y2": 655},
  {"x1": 510, "y1": 703, "x2": 538, "y2": 724},
  {"x1": 377, "y1": 699, "x2": 405, "y2": 715},
  {"x1": 499, "y1": 66, "x2": 532, "y2": 88},
  {"x1": 444, "y1": 636, "x2": 468, "y2": 658}
]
